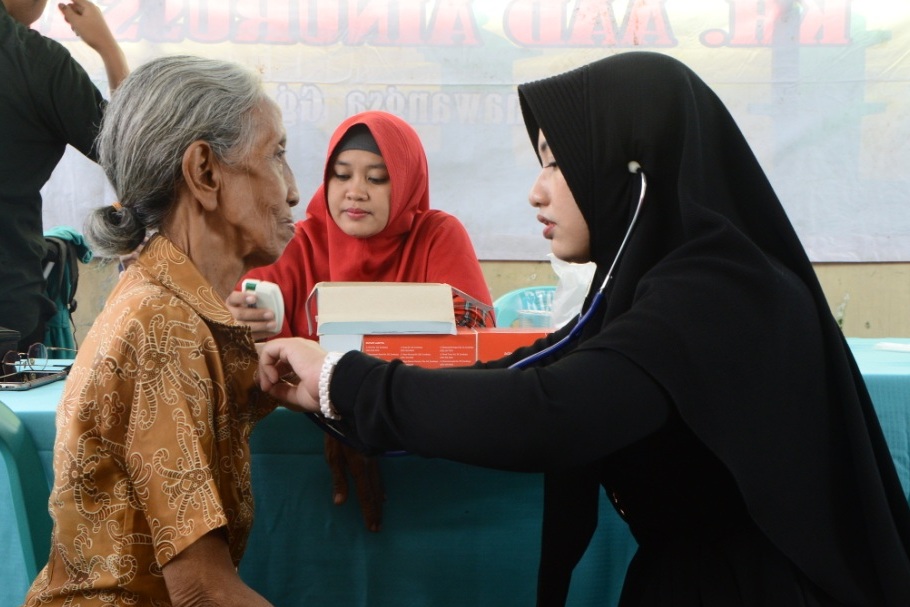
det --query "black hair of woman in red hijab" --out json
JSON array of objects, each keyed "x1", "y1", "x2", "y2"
[{"x1": 518, "y1": 51, "x2": 910, "y2": 606}]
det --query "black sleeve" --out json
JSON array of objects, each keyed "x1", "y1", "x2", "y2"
[
  {"x1": 330, "y1": 344, "x2": 672, "y2": 472},
  {"x1": 29, "y1": 35, "x2": 106, "y2": 159}
]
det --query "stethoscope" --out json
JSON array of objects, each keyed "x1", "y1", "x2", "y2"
[
  {"x1": 509, "y1": 161, "x2": 648, "y2": 370},
  {"x1": 307, "y1": 161, "x2": 648, "y2": 454}
]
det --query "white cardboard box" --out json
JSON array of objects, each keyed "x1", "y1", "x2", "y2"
[{"x1": 307, "y1": 282, "x2": 457, "y2": 342}]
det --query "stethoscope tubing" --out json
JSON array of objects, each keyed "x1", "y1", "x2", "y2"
[
  {"x1": 509, "y1": 168, "x2": 647, "y2": 370},
  {"x1": 309, "y1": 167, "x2": 647, "y2": 455}
]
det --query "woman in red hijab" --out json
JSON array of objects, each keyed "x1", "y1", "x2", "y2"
[
  {"x1": 230, "y1": 110, "x2": 492, "y2": 532},
  {"x1": 234, "y1": 110, "x2": 491, "y2": 339},
  {"x1": 255, "y1": 54, "x2": 910, "y2": 606}
]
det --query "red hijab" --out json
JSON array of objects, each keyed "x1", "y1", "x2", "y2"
[
  {"x1": 245, "y1": 111, "x2": 491, "y2": 338},
  {"x1": 305, "y1": 111, "x2": 432, "y2": 281}
]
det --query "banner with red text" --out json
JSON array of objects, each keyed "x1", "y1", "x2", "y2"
[{"x1": 38, "y1": 1, "x2": 910, "y2": 261}]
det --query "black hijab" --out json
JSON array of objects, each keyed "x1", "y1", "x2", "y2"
[{"x1": 518, "y1": 52, "x2": 910, "y2": 605}]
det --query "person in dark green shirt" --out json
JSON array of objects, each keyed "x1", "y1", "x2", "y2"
[{"x1": 0, "y1": 0, "x2": 126, "y2": 348}]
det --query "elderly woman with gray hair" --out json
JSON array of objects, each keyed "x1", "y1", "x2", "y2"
[{"x1": 22, "y1": 55, "x2": 299, "y2": 607}]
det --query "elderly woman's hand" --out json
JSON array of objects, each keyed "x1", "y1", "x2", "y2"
[
  {"x1": 256, "y1": 338, "x2": 324, "y2": 412},
  {"x1": 227, "y1": 290, "x2": 279, "y2": 341}
]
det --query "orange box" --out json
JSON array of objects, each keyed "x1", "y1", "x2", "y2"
[
  {"x1": 362, "y1": 328, "x2": 478, "y2": 368},
  {"x1": 360, "y1": 327, "x2": 551, "y2": 368},
  {"x1": 476, "y1": 327, "x2": 550, "y2": 362}
]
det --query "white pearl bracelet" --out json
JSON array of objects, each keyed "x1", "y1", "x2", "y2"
[{"x1": 318, "y1": 352, "x2": 344, "y2": 420}]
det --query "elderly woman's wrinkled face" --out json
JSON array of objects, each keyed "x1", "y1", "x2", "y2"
[
  {"x1": 327, "y1": 148, "x2": 392, "y2": 239},
  {"x1": 529, "y1": 130, "x2": 590, "y2": 263},
  {"x1": 221, "y1": 99, "x2": 299, "y2": 267}
]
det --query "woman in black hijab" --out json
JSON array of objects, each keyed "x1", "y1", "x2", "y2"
[{"x1": 257, "y1": 52, "x2": 910, "y2": 606}]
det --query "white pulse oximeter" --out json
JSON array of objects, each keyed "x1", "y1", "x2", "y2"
[{"x1": 240, "y1": 279, "x2": 285, "y2": 337}]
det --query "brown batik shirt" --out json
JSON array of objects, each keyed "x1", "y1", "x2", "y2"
[{"x1": 23, "y1": 234, "x2": 276, "y2": 606}]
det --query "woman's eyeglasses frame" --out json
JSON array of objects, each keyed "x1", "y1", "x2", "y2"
[{"x1": 2, "y1": 343, "x2": 77, "y2": 376}]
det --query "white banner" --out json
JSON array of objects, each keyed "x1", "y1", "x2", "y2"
[{"x1": 37, "y1": 0, "x2": 910, "y2": 261}]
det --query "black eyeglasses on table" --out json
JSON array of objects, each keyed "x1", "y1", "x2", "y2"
[{"x1": 2, "y1": 343, "x2": 77, "y2": 375}]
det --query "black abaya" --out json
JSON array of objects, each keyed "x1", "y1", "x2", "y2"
[{"x1": 327, "y1": 52, "x2": 910, "y2": 606}]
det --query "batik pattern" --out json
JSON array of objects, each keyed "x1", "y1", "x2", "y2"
[{"x1": 24, "y1": 235, "x2": 275, "y2": 606}]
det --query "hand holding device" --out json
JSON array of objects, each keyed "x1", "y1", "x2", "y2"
[{"x1": 232, "y1": 279, "x2": 285, "y2": 338}]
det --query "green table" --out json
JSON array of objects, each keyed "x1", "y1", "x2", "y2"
[{"x1": 2, "y1": 338, "x2": 908, "y2": 606}]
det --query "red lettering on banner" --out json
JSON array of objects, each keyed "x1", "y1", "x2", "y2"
[
  {"x1": 427, "y1": 0, "x2": 480, "y2": 45},
  {"x1": 39, "y1": 0, "x2": 855, "y2": 47},
  {"x1": 799, "y1": 0, "x2": 849, "y2": 44},
  {"x1": 103, "y1": 0, "x2": 143, "y2": 42},
  {"x1": 565, "y1": 0, "x2": 620, "y2": 45},
  {"x1": 505, "y1": 0, "x2": 674, "y2": 47},
  {"x1": 299, "y1": 0, "x2": 341, "y2": 44},
  {"x1": 393, "y1": 1, "x2": 428, "y2": 44},
  {"x1": 187, "y1": 0, "x2": 230, "y2": 43},
  {"x1": 504, "y1": 0, "x2": 571, "y2": 45},
  {"x1": 345, "y1": 0, "x2": 447, "y2": 45},
  {"x1": 618, "y1": 0, "x2": 675, "y2": 46},
  {"x1": 347, "y1": 0, "x2": 395, "y2": 44},
  {"x1": 344, "y1": 0, "x2": 477, "y2": 46},
  {"x1": 235, "y1": 0, "x2": 294, "y2": 43},
  {"x1": 701, "y1": 0, "x2": 851, "y2": 47},
  {"x1": 42, "y1": 0, "x2": 141, "y2": 41}
]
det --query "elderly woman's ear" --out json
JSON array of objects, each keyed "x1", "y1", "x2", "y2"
[{"x1": 181, "y1": 140, "x2": 222, "y2": 212}]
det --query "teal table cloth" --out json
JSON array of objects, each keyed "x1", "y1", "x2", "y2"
[{"x1": 2, "y1": 338, "x2": 908, "y2": 606}]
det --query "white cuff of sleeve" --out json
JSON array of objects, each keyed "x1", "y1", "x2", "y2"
[{"x1": 318, "y1": 351, "x2": 344, "y2": 420}]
